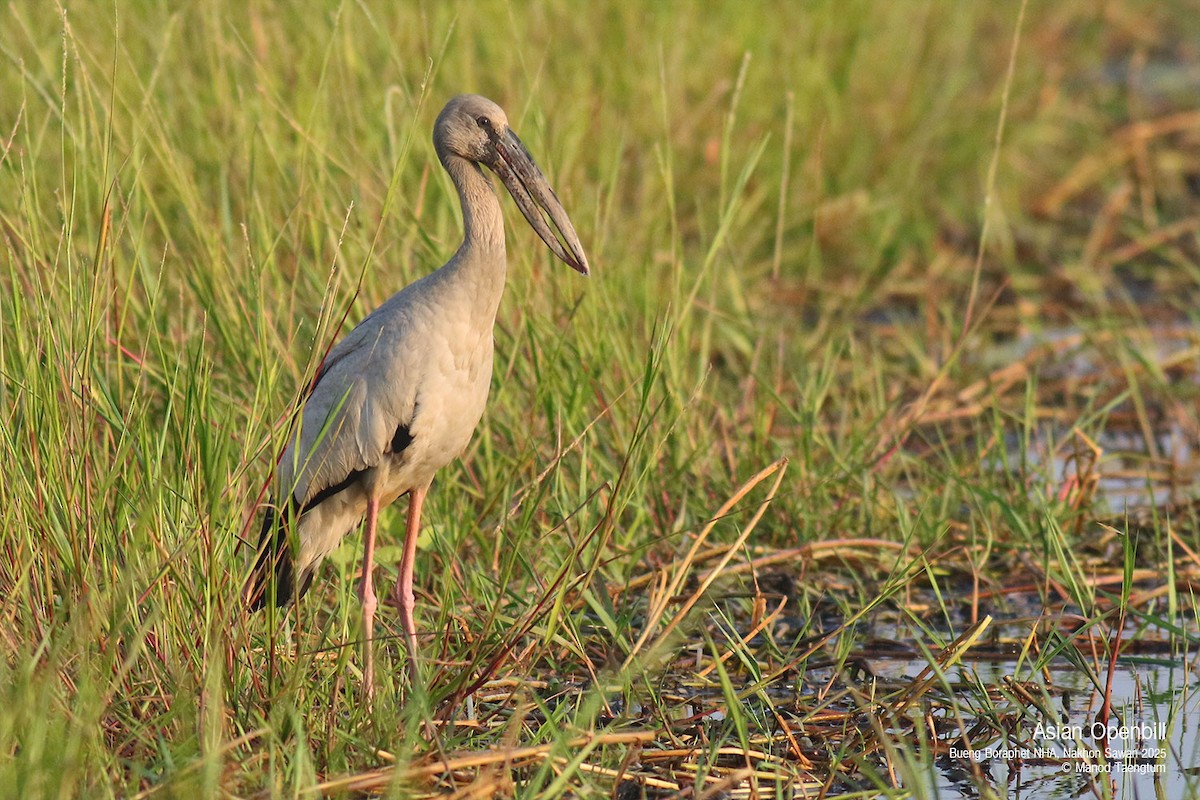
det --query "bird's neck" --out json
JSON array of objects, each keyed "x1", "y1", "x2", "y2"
[{"x1": 444, "y1": 154, "x2": 507, "y2": 286}]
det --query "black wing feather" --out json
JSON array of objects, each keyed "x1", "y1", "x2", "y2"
[
  {"x1": 246, "y1": 419, "x2": 416, "y2": 612},
  {"x1": 389, "y1": 422, "x2": 413, "y2": 454},
  {"x1": 245, "y1": 502, "x2": 297, "y2": 610}
]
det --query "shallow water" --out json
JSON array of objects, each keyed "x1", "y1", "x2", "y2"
[
  {"x1": 976, "y1": 321, "x2": 1200, "y2": 511},
  {"x1": 867, "y1": 653, "x2": 1200, "y2": 798},
  {"x1": 986, "y1": 424, "x2": 1187, "y2": 510}
]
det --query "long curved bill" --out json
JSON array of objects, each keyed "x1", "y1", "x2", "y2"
[{"x1": 493, "y1": 128, "x2": 590, "y2": 276}]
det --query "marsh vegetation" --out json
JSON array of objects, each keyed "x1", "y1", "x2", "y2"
[{"x1": 2, "y1": 1, "x2": 1200, "y2": 797}]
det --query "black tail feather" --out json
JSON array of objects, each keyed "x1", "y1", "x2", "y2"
[{"x1": 246, "y1": 503, "x2": 298, "y2": 610}]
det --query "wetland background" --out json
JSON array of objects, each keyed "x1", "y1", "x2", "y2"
[{"x1": 2, "y1": 1, "x2": 1200, "y2": 797}]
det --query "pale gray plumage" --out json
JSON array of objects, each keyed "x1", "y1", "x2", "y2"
[{"x1": 247, "y1": 94, "x2": 588, "y2": 694}]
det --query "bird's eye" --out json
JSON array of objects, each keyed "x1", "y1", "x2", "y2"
[{"x1": 476, "y1": 115, "x2": 491, "y2": 129}]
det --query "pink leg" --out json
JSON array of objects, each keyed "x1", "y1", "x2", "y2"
[
  {"x1": 359, "y1": 494, "x2": 380, "y2": 699},
  {"x1": 396, "y1": 485, "x2": 425, "y2": 680}
]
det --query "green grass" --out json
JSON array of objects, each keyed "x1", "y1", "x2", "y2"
[{"x1": 3, "y1": 0, "x2": 1200, "y2": 797}]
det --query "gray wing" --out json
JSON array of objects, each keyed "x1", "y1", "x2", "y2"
[{"x1": 278, "y1": 314, "x2": 421, "y2": 509}]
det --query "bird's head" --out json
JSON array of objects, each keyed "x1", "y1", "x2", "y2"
[
  {"x1": 434, "y1": 94, "x2": 589, "y2": 276},
  {"x1": 434, "y1": 94, "x2": 510, "y2": 165}
]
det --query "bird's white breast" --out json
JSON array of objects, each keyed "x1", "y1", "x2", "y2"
[
  {"x1": 368, "y1": 296, "x2": 495, "y2": 505},
  {"x1": 411, "y1": 326, "x2": 493, "y2": 469}
]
